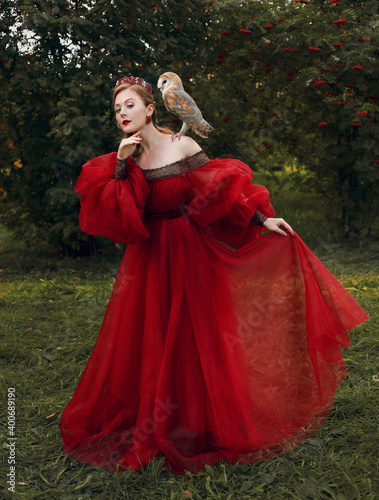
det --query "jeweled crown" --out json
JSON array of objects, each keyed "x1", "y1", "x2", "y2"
[{"x1": 115, "y1": 76, "x2": 153, "y2": 95}]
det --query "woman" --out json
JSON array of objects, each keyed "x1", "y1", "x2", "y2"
[{"x1": 60, "y1": 75, "x2": 370, "y2": 476}]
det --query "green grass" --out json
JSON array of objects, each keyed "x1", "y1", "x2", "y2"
[{"x1": 0, "y1": 224, "x2": 377, "y2": 500}]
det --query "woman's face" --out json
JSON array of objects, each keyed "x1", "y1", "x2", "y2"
[{"x1": 114, "y1": 87, "x2": 153, "y2": 134}]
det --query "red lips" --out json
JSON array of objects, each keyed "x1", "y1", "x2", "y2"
[{"x1": 123, "y1": 120, "x2": 131, "y2": 125}]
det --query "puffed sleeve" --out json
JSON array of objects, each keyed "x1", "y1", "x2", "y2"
[
  {"x1": 185, "y1": 157, "x2": 275, "y2": 249},
  {"x1": 74, "y1": 152, "x2": 151, "y2": 245}
]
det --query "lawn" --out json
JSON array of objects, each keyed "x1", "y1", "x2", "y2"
[{"x1": 0, "y1": 224, "x2": 377, "y2": 500}]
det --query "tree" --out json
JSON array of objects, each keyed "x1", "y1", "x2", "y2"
[
  {"x1": 201, "y1": 0, "x2": 379, "y2": 239},
  {"x1": 0, "y1": 0, "x2": 210, "y2": 254},
  {"x1": 1, "y1": 0, "x2": 377, "y2": 255}
]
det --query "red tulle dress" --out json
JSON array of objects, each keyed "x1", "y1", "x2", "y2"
[{"x1": 60, "y1": 149, "x2": 370, "y2": 475}]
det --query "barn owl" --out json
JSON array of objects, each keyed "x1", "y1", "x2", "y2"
[{"x1": 157, "y1": 72, "x2": 214, "y2": 141}]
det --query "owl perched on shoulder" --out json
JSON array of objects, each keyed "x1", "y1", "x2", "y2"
[{"x1": 157, "y1": 72, "x2": 214, "y2": 141}]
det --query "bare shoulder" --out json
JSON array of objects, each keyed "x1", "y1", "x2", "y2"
[{"x1": 173, "y1": 136, "x2": 202, "y2": 158}]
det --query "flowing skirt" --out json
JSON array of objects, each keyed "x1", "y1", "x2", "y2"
[{"x1": 60, "y1": 217, "x2": 370, "y2": 475}]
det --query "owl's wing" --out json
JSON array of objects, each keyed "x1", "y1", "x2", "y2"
[{"x1": 163, "y1": 89, "x2": 203, "y2": 123}]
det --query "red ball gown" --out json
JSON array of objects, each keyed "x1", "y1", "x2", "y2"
[{"x1": 60, "y1": 150, "x2": 370, "y2": 475}]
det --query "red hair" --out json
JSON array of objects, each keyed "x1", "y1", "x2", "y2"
[{"x1": 112, "y1": 83, "x2": 171, "y2": 158}]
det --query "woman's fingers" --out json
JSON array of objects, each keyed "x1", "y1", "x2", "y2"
[
  {"x1": 275, "y1": 226, "x2": 288, "y2": 236},
  {"x1": 264, "y1": 218, "x2": 295, "y2": 237},
  {"x1": 121, "y1": 138, "x2": 142, "y2": 146},
  {"x1": 281, "y1": 220, "x2": 295, "y2": 236},
  {"x1": 269, "y1": 218, "x2": 295, "y2": 237}
]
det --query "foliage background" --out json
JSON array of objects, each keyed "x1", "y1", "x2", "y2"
[
  {"x1": 1, "y1": 0, "x2": 378, "y2": 255},
  {"x1": 0, "y1": 1, "x2": 377, "y2": 498}
]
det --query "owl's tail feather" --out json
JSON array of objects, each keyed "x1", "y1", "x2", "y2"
[{"x1": 191, "y1": 119, "x2": 214, "y2": 138}]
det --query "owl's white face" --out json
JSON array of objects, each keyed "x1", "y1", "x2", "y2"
[{"x1": 157, "y1": 76, "x2": 170, "y2": 93}]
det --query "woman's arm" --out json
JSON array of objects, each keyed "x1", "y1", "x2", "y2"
[
  {"x1": 252, "y1": 209, "x2": 294, "y2": 236},
  {"x1": 114, "y1": 157, "x2": 128, "y2": 179},
  {"x1": 251, "y1": 209, "x2": 268, "y2": 226}
]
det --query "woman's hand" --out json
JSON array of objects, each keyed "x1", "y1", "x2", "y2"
[
  {"x1": 263, "y1": 217, "x2": 295, "y2": 236},
  {"x1": 117, "y1": 132, "x2": 142, "y2": 159}
]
